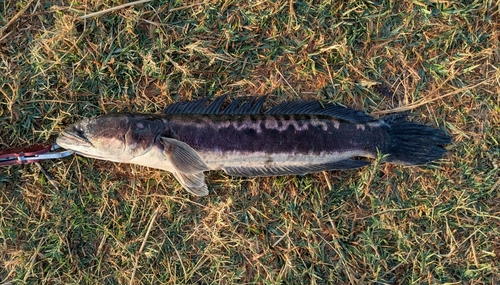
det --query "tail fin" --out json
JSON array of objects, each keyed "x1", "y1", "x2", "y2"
[{"x1": 382, "y1": 114, "x2": 451, "y2": 165}]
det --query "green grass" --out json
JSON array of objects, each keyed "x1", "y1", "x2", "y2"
[{"x1": 1, "y1": 0, "x2": 499, "y2": 284}]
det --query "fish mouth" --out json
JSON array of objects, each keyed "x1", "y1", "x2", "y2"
[
  {"x1": 72, "y1": 151, "x2": 106, "y2": 159},
  {"x1": 56, "y1": 128, "x2": 95, "y2": 148},
  {"x1": 56, "y1": 131, "x2": 109, "y2": 159}
]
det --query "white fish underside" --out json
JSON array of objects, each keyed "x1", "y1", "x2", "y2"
[
  {"x1": 201, "y1": 150, "x2": 372, "y2": 170},
  {"x1": 129, "y1": 148, "x2": 372, "y2": 173}
]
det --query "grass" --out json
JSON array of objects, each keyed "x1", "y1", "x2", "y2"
[{"x1": 0, "y1": 0, "x2": 499, "y2": 284}]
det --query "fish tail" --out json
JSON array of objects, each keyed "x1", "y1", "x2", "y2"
[{"x1": 382, "y1": 114, "x2": 451, "y2": 165}]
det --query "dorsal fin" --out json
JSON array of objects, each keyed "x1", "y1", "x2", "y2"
[
  {"x1": 265, "y1": 101, "x2": 374, "y2": 123},
  {"x1": 162, "y1": 97, "x2": 211, "y2": 114},
  {"x1": 231, "y1": 96, "x2": 267, "y2": 114},
  {"x1": 204, "y1": 95, "x2": 227, "y2": 114},
  {"x1": 163, "y1": 96, "x2": 267, "y2": 115},
  {"x1": 163, "y1": 96, "x2": 375, "y2": 123}
]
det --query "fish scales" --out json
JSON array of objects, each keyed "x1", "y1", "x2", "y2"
[
  {"x1": 165, "y1": 114, "x2": 387, "y2": 156},
  {"x1": 56, "y1": 96, "x2": 451, "y2": 196}
]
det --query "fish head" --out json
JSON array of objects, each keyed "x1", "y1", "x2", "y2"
[{"x1": 56, "y1": 114, "x2": 166, "y2": 162}]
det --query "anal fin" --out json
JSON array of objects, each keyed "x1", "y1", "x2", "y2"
[{"x1": 223, "y1": 159, "x2": 370, "y2": 177}]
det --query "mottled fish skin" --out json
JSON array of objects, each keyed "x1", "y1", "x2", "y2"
[
  {"x1": 57, "y1": 97, "x2": 450, "y2": 196},
  {"x1": 163, "y1": 114, "x2": 386, "y2": 168},
  {"x1": 166, "y1": 114, "x2": 382, "y2": 153}
]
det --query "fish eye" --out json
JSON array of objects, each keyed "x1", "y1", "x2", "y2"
[{"x1": 73, "y1": 126, "x2": 88, "y2": 140}]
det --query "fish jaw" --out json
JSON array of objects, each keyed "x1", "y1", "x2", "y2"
[
  {"x1": 56, "y1": 115, "x2": 134, "y2": 162},
  {"x1": 56, "y1": 124, "x2": 102, "y2": 157},
  {"x1": 56, "y1": 127, "x2": 123, "y2": 161},
  {"x1": 57, "y1": 128, "x2": 93, "y2": 149}
]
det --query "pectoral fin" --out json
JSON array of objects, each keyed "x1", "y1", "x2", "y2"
[
  {"x1": 160, "y1": 137, "x2": 209, "y2": 196},
  {"x1": 160, "y1": 137, "x2": 208, "y2": 173},
  {"x1": 172, "y1": 171, "x2": 209, "y2": 196}
]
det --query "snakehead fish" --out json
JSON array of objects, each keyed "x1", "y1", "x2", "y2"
[{"x1": 56, "y1": 96, "x2": 450, "y2": 196}]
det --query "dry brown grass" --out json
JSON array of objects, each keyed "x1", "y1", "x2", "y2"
[{"x1": 1, "y1": 0, "x2": 499, "y2": 284}]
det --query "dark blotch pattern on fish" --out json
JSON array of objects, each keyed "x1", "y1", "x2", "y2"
[{"x1": 166, "y1": 114, "x2": 387, "y2": 155}]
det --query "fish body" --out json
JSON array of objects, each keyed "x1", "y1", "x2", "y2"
[{"x1": 57, "y1": 96, "x2": 450, "y2": 196}]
